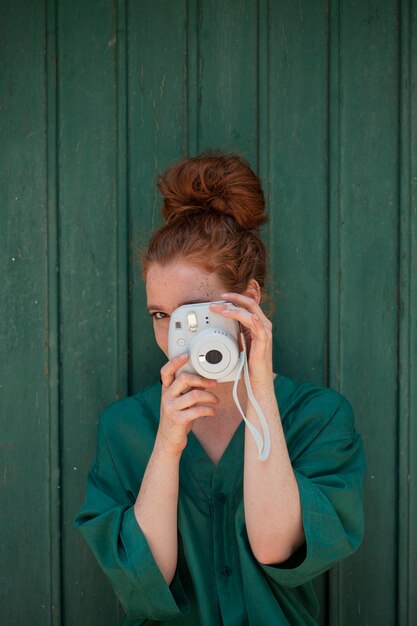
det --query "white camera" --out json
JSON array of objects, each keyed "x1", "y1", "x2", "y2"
[{"x1": 168, "y1": 301, "x2": 242, "y2": 382}]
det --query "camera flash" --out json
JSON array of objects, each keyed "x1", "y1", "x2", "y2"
[{"x1": 187, "y1": 312, "x2": 198, "y2": 332}]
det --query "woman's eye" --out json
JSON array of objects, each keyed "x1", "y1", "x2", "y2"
[{"x1": 151, "y1": 311, "x2": 168, "y2": 321}]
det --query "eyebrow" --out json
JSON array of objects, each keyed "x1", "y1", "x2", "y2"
[{"x1": 147, "y1": 298, "x2": 211, "y2": 311}]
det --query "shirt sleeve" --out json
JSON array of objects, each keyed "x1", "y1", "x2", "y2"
[
  {"x1": 258, "y1": 394, "x2": 366, "y2": 588},
  {"x1": 73, "y1": 412, "x2": 189, "y2": 621}
]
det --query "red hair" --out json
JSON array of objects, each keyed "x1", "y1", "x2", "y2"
[{"x1": 140, "y1": 152, "x2": 268, "y2": 296}]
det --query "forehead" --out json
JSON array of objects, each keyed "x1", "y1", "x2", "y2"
[{"x1": 145, "y1": 261, "x2": 225, "y2": 309}]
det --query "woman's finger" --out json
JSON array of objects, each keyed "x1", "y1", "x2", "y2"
[
  {"x1": 174, "y1": 389, "x2": 219, "y2": 411},
  {"x1": 161, "y1": 359, "x2": 218, "y2": 395},
  {"x1": 178, "y1": 404, "x2": 218, "y2": 422},
  {"x1": 160, "y1": 353, "x2": 189, "y2": 388},
  {"x1": 171, "y1": 371, "x2": 218, "y2": 397},
  {"x1": 219, "y1": 292, "x2": 271, "y2": 327},
  {"x1": 210, "y1": 302, "x2": 270, "y2": 337}
]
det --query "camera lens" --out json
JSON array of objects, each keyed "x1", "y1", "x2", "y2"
[
  {"x1": 190, "y1": 329, "x2": 239, "y2": 380},
  {"x1": 205, "y1": 349, "x2": 223, "y2": 365}
]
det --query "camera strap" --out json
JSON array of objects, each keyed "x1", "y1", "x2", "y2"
[{"x1": 232, "y1": 333, "x2": 271, "y2": 461}]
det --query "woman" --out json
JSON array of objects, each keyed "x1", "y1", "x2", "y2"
[{"x1": 74, "y1": 152, "x2": 365, "y2": 625}]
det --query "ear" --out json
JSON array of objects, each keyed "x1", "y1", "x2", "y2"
[{"x1": 244, "y1": 279, "x2": 261, "y2": 305}]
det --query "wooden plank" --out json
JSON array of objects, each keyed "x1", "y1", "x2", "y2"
[
  {"x1": 330, "y1": 1, "x2": 400, "y2": 624},
  {"x1": 0, "y1": 1, "x2": 53, "y2": 623},
  {"x1": 57, "y1": 0, "x2": 125, "y2": 623},
  {"x1": 186, "y1": 0, "x2": 199, "y2": 155},
  {"x1": 46, "y1": 0, "x2": 62, "y2": 622},
  {"x1": 398, "y1": 1, "x2": 417, "y2": 624},
  {"x1": 197, "y1": 0, "x2": 258, "y2": 164},
  {"x1": 267, "y1": 0, "x2": 329, "y2": 388},
  {"x1": 128, "y1": 0, "x2": 188, "y2": 391}
]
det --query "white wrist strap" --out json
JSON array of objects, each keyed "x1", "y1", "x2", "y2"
[{"x1": 232, "y1": 334, "x2": 271, "y2": 461}]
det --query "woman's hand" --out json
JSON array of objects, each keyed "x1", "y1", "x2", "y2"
[
  {"x1": 156, "y1": 354, "x2": 219, "y2": 457},
  {"x1": 209, "y1": 293, "x2": 273, "y2": 390},
  {"x1": 210, "y1": 295, "x2": 305, "y2": 563}
]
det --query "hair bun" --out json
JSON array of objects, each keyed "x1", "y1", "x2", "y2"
[{"x1": 158, "y1": 152, "x2": 267, "y2": 230}]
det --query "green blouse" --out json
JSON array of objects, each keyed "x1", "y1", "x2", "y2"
[{"x1": 74, "y1": 374, "x2": 365, "y2": 625}]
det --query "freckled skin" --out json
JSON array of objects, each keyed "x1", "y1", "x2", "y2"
[{"x1": 146, "y1": 261, "x2": 228, "y2": 356}]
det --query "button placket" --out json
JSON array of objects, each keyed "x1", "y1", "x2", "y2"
[{"x1": 211, "y1": 460, "x2": 244, "y2": 621}]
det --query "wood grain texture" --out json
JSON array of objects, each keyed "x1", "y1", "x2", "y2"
[
  {"x1": 0, "y1": 1, "x2": 53, "y2": 624},
  {"x1": 398, "y1": 2, "x2": 417, "y2": 625},
  {"x1": 128, "y1": 0, "x2": 188, "y2": 391},
  {"x1": 331, "y1": 2, "x2": 400, "y2": 624},
  {"x1": 198, "y1": 0, "x2": 258, "y2": 163},
  {"x1": 267, "y1": 0, "x2": 329, "y2": 388},
  {"x1": 57, "y1": 0, "x2": 122, "y2": 623},
  {"x1": 46, "y1": 0, "x2": 62, "y2": 622}
]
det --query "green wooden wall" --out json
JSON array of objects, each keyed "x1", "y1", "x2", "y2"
[{"x1": 1, "y1": 1, "x2": 416, "y2": 624}]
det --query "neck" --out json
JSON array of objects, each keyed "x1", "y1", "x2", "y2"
[
  {"x1": 190, "y1": 375, "x2": 248, "y2": 466},
  {"x1": 193, "y1": 376, "x2": 246, "y2": 430}
]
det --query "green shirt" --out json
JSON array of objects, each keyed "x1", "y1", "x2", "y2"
[{"x1": 74, "y1": 374, "x2": 365, "y2": 625}]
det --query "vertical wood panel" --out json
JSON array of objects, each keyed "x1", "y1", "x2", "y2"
[
  {"x1": 128, "y1": 0, "x2": 188, "y2": 391},
  {"x1": 409, "y1": 7, "x2": 417, "y2": 621},
  {"x1": 186, "y1": 0, "x2": 199, "y2": 156},
  {"x1": 58, "y1": 1, "x2": 123, "y2": 623},
  {"x1": 327, "y1": 2, "x2": 342, "y2": 623},
  {"x1": 268, "y1": 1, "x2": 329, "y2": 388},
  {"x1": 198, "y1": 0, "x2": 258, "y2": 164},
  {"x1": 399, "y1": 2, "x2": 417, "y2": 624},
  {"x1": 46, "y1": 0, "x2": 62, "y2": 622},
  {"x1": 257, "y1": 0, "x2": 270, "y2": 179},
  {"x1": 116, "y1": 0, "x2": 129, "y2": 411},
  {"x1": 332, "y1": 2, "x2": 400, "y2": 624},
  {"x1": 0, "y1": 1, "x2": 53, "y2": 623}
]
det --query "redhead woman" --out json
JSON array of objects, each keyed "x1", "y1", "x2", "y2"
[{"x1": 74, "y1": 152, "x2": 365, "y2": 625}]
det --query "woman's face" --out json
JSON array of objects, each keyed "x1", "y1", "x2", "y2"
[{"x1": 145, "y1": 261, "x2": 229, "y2": 356}]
